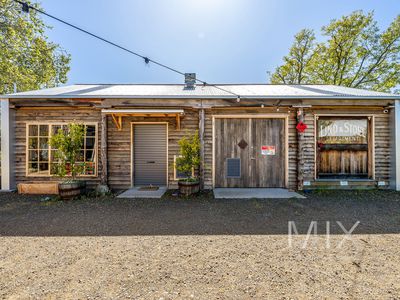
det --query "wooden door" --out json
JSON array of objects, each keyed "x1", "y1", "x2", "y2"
[
  {"x1": 251, "y1": 119, "x2": 286, "y2": 187},
  {"x1": 214, "y1": 118, "x2": 286, "y2": 188}
]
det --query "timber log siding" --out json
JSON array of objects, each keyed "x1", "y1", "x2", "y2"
[
  {"x1": 10, "y1": 100, "x2": 392, "y2": 191},
  {"x1": 14, "y1": 108, "x2": 102, "y2": 188},
  {"x1": 107, "y1": 108, "x2": 199, "y2": 190}
]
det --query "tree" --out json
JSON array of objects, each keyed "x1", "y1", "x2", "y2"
[
  {"x1": 176, "y1": 131, "x2": 200, "y2": 181},
  {"x1": 270, "y1": 11, "x2": 400, "y2": 92},
  {"x1": 0, "y1": 0, "x2": 70, "y2": 94},
  {"x1": 49, "y1": 123, "x2": 86, "y2": 181}
]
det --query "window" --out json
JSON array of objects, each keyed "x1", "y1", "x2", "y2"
[
  {"x1": 27, "y1": 123, "x2": 97, "y2": 176},
  {"x1": 317, "y1": 117, "x2": 370, "y2": 179}
]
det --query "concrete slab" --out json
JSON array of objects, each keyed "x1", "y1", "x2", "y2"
[
  {"x1": 117, "y1": 186, "x2": 167, "y2": 199},
  {"x1": 213, "y1": 188, "x2": 305, "y2": 199}
]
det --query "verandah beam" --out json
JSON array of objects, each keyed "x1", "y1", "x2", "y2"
[
  {"x1": 111, "y1": 114, "x2": 122, "y2": 131},
  {"x1": 100, "y1": 113, "x2": 108, "y2": 186},
  {"x1": 199, "y1": 108, "x2": 205, "y2": 189},
  {"x1": 297, "y1": 107, "x2": 305, "y2": 190},
  {"x1": 176, "y1": 114, "x2": 181, "y2": 130}
]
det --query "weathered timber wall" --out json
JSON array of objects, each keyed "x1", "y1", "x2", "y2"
[
  {"x1": 13, "y1": 108, "x2": 102, "y2": 188},
  {"x1": 107, "y1": 108, "x2": 199, "y2": 190}
]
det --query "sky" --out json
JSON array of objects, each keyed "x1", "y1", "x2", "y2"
[{"x1": 35, "y1": 0, "x2": 400, "y2": 85}]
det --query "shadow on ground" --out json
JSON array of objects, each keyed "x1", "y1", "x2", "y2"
[{"x1": 0, "y1": 190, "x2": 399, "y2": 236}]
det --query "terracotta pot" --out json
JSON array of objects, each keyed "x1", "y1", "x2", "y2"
[
  {"x1": 178, "y1": 180, "x2": 200, "y2": 196},
  {"x1": 58, "y1": 181, "x2": 85, "y2": 200}
]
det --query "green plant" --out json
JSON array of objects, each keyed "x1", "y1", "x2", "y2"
[
  {"x1": 49, "y1": 123, "x2": 86, "y2": 181},
  {"x1": 175, "y1": 131, "x2": 200, "y2": 182}
]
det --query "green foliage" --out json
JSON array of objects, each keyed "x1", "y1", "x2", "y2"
[
  {"x1": 175, "y1": 131, "x2": 200, "y2": 181},
  {"x1": 270, "y1": 11, "x2": 400, "y2": 93},
  {"x1": 0, "y1": 0, "x2": 70, "y2": 94},
  {"x1": 49, "y1": 123, "x2": 86, "y2": 180}
]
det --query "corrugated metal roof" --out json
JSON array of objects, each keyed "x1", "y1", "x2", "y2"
[{"x1": 1, "y1": 84, "x2": 398, "y2": 99}]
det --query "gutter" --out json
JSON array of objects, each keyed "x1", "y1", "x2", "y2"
[{"x1": 1, "y1": 95, "x2": 399, "y2": 100}]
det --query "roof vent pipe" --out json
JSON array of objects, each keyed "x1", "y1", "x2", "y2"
[{"x1": 184, "y1": 73, "x2": 196, "y2": 89}]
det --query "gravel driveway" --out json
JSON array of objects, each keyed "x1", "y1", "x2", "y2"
[{"x1": 0, "y1": 190, "x2": 399, "y2": 299}]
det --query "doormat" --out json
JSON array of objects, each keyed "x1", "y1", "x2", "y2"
[{"x1": 138, "y1": 186, "x2": 159, "y2": 191}]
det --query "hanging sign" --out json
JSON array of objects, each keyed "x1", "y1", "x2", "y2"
[
  {"x1": 261, "y1": 145, "x2": 275, "y2": 155},
  {"x1": 296, "y1": 121, "x2": 308, "y2": 133}
]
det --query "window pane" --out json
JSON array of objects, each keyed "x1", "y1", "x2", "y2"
[
  {"x1": 28, "y1": 150, "x2": 38, "y2": 161},
  {"x1": 85, "y1": 150, "x2": 95, "y2": 162},
  {"x1": 28, "y1": 137, "x2": 38, "y2": 149},
  {"x1": 39, "y1": 125, "x2": 49, "y2": 136},
  {"x1": 39, "y1": 138, "x2": 49, "y2": 149},
  {"x1": 85, "y1": 162, "x2": 95, "y2": 175},
  {"x1": 86, "y1": 125, "x2": 95, "y2": 136},
  {"x1": 50, "y1": 150, "x2": 57, "y2": 162},
  {"x1": 29, "y1": 125, "x2": 38, "y2": 136},
  {"x1": 28, "y1": 162, "x2": 38, "y2": 174},
  {"x1": 50, "y1": 163, "x2": 58, "y2": 175},
  {"x1": 39, "y1": 150, "x2": 49, "y2": 161},
  {"x1": 52, "y1": 125, "x2": 62, "y2": 135},
  {"x1": 39, "y1": 163, "x2": 49, "y2": 172},
  {"x1": 77, "y1": 150, "x2": 84, "y2": 162},
  {"x1": 85, "y1": 137, "x2": 95, "y2": 150},
  {"x1": 318, "y1": 119, "x2": 368, "y2": 144}
]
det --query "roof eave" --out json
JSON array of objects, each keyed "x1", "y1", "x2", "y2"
[{"x1": 1, "y1": 95, "x2": 399, "y2": 100}]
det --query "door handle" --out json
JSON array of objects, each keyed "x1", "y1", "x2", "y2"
[
  {"x1": 250, "y1": 157, "x2": 256, "y2": 160},
  {"x1": 146, "y1": 161, "x2": 156, "y2": 164}
]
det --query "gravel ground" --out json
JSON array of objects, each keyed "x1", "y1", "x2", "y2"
[{"x1": 0, "y1": 190, "x2": 399, "y2": 299}]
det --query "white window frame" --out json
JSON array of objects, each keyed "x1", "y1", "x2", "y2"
[{"x1": 25, "y1": 122, "x2": 98, "y2": 178}]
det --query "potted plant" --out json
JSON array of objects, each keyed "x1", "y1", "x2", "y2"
[
  {"x1": 176, "y1": 131, "x2": 201, "y2": 196},
  {"x1": 49, "y1": 123, "x2": 87, "y2": 200}
]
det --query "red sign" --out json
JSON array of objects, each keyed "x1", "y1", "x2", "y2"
[
  {"x1": 261, "y1": 145, "x2": 275, "y2": 155},
  {"x1": 296, "y1": 121, "x2": 308, "y2": 133}
]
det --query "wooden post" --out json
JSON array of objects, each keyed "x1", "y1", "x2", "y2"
[
  {"x1": 100, "y1": 113, "x2": 108, "y2": 186},
  {"x1": 199, "y1": 108, "x2": 205, "y2": 189},
  {"x1": 297, "y1": 108, "x2": 304, "y2": 190}
]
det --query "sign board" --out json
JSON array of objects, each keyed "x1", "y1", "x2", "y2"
[{"x1": 261, "y1": 145, "x2": 275, "y2": 155}]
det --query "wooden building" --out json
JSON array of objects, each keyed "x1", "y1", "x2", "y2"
[{"x1": 1, "y1": 78, "x2": 400, "y2": 192}]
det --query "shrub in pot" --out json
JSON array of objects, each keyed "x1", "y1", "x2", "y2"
[
  {"x1": 49, "y1": 123, "x2": 87, "y2": 200},
  {"x1": 176, "y1": 131, "x2": 201, "y2": 196}
]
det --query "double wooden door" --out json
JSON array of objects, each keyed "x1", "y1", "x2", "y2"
[{"x1": 214, "y1": 118, "x2": 286, "y2": 188}]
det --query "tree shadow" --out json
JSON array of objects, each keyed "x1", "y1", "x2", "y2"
[{"x1": 0, "y1": 190, "x2": 399, "y2": 236}]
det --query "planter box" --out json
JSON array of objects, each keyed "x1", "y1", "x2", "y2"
[
  {"x1": 178, "y1": 180, "x2": 200, "y2": 196},
  {"x1": 17, "y1": 182, "x2": 59, "y2": 195}
]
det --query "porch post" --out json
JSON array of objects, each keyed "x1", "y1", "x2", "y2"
[
  {"x1": 297, "y1": 108, "x2": 305, "y2": 190},
  {"x1": 392, "y1": 100, "x2": 400, "y2": 190},
  {"x1": 97, "y1": 113, "x2": 109, "y2": 192},
  {"x1": 1, "y1": 99, "x2": 15, "y2": 191},
  {"x1": 199, "y1": 108, "x2": 205, "y2": 189}
]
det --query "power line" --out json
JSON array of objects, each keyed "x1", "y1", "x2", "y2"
[{"x1": 12, "y1": 0, "x2": 241, "y2": 99}]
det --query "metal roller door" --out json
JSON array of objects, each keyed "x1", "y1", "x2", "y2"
[{"x1": 133, "y1": 124, "x2": 167, "y2": 186}]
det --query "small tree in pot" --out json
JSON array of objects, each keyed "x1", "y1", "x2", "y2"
[
  {"x1": 176, "y1": 131, "x2": 201, "y2": 196},
  {"x1": 49, "y1": 123, "x2": 86, "y2": 200}
]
